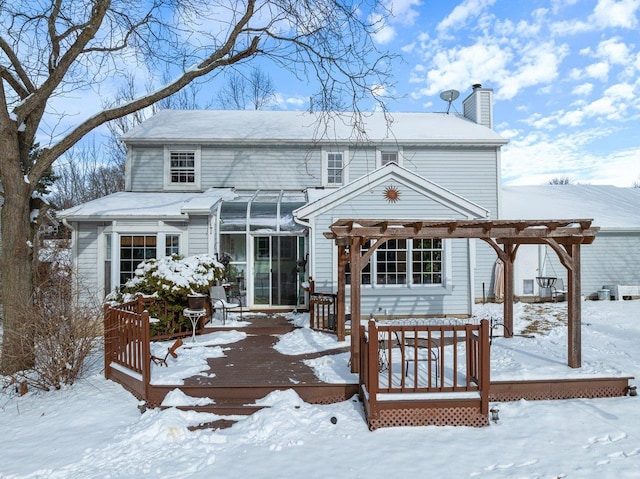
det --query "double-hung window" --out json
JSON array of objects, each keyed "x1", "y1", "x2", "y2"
[
  {"x1": 324, "y1": 150, "x2": 347, "y2": 186},
  {"x1": 170, "y1": 151, "x2": 195, "y2": 183},
  {"x1": 164, "y1": 146, "x2": 201, "y2": 190}
]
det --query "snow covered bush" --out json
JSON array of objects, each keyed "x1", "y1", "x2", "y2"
[
  {"x1": 114, "y1": 254, "x2": 225, "y2": 338},
  {"x1": 120, "y1": 254, "x2": 225, "y2": 300}
]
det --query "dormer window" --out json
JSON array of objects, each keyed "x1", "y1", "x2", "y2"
[{"x1": 164, "y1": 146, "x2": 201, "y2": 190}]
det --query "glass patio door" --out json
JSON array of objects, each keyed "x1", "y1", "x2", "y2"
[{"x1": 253, "y1": 236, "x2": 300, "y2": 307}]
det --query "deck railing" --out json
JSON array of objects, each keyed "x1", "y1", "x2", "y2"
[
  {"x1": 308, "y1": 279, "x2": 341, "y2": 339},
  {"x1": 360, "y1": 319, "x2": 490, "y2": 414},
  {"x1": 103, "y1": 296, "x2": 209, "y2": 399},
  {"x1": 104, "y1": 300, "x2": 152, "y2": 398}
]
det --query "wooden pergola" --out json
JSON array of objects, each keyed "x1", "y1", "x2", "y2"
[{"x1": 324, "y1": 218, "x2": 599, "y2": 372}]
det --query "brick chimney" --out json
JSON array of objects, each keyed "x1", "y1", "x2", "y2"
[{"x1": 462, "y1": 84, "x2": 494, "y2": 129}]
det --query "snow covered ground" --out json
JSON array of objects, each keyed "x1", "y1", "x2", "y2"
[{"x1": 1, "y1": 300, "x2": 640, "y2": 478}]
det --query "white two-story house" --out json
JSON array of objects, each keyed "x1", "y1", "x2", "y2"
[{"x1": 60, "y1": 85, "x2": 509, "y2": 316}]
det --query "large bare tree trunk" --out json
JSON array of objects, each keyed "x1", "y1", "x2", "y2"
[{"x1": 1, "y1": 132, "x2": 35, "y2": 374}]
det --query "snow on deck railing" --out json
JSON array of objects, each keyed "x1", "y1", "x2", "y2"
[{"x1": 360, "y1": 319, "x2": 490, "y2": 414}]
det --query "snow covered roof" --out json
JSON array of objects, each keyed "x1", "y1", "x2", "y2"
[
  {"x1": 501, "y1": 185, "x2": 640, "y2": 229},
  {"x1": 122, "y1": 110, "x2": 507, "y2": 146},
  {"x1": 58, "y1": 188, "x2": 236, "y2": 220}
]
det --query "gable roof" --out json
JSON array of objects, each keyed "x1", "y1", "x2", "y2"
[
  {"x1": 501, "y1": 185, "x2": 640, "y2": 229},
  {"x1": 295, "y1": 162, "x2": 489, "y2": 220},
  {"x1": 122, "y1": 110, "x2": 507, "y2": 146}
]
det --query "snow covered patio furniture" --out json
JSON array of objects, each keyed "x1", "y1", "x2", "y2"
[{"x1": 209, "y1": 286, "x2": 241, "y2": 324}]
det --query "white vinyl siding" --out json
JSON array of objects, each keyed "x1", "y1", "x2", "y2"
[
  {"x1": 200, "y1": 146, "x2": 321, "y2": 190},
  {"x1": 187, "y1": 216, "x2": 210, "y2": 255},
  {"x1": 308, "y1": 184, "x2": 471, "y2": 316}
]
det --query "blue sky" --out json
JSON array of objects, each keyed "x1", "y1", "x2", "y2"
[
  {"x1": 271, "y1": 0, "x2": 640, "y2": 186},
  {"x1": 45, "y1": 0, "x2": 639, "y2": 187}
]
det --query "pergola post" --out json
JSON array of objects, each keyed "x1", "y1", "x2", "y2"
[
  {"x1": 336, "y1": 244, "x2": 347, "y2": 342},
  {"x1": 327, "y1": 219, "x2": 598, "y2": 372},
  {"x1": 349, "y1": 237, "x2": 362, "y2": 373},
  {"x1": 502, "y1": 244, "x2": 515, "y2": 338},
  {"x1": 568, "y1": 243, "x2": 582, "y2": 368}
]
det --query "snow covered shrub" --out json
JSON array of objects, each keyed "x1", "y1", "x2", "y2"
[
  {"x1": 115, "y1": 254, "x2": 225, "y2": 337},
  {"x1": 121, "y1": 254, "x2": 225, "y2": 301}
]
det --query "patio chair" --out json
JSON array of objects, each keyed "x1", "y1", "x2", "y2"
[
  {"x1": 209, "y1": 285, "x2": 241, "y2": 324},
  {"x1": 394, "y1": 331, "x2": 440, "y2": 386},
  {"x1": 551, "y1": 279, "x2": 567, "y2": 302}
]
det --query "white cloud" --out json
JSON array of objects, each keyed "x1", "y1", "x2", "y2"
[
  {"x1": 385, "y1": 0, "x2": 421, "y2": 26},
  {"x1": 410, "y1": 40, "x2": 509, "y2": 96},
  {"x1": 436, "y1": 0, "x2": 497, "y2": 35},
  {"x1": 595, "y1": 37, "x2": 632, "y2": 64},
  {"x1": 498, "y1": 42, "x2": 568, "y2": 100},
  {"x1": 592, "y1": 0, "x2": 640, "y2": 29},
  {"x1": 585, "y1": 61, "x2": 610, "y2": 81},
  {"x1": 572, "y1": 82, "x2": 594, "y2": 95},
  {"x1": 370, "y1": 11, "x2": 397, "y2": 44}
]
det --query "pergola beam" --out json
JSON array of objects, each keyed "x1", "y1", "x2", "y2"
[{"x1": 329, "y1": 218, "x2": 599, "y2": 373}]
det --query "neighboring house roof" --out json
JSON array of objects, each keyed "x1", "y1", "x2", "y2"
[
  {"x1": 296, "y1": 162, "x2": 489, "y2": 220},
  {"x1": 501, "y1": 185, "x2": 640, "y2": 230},
  {"x1": 122, "y1": 110, "x2": 507, "y2": 146},
  {"x1": 58, "y1": 188, "x2": 236, "y2": 221}
]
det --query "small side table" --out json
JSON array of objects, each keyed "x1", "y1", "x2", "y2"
[{"x1": 183, "y1": 308, "x2": 206, "y2": 343}]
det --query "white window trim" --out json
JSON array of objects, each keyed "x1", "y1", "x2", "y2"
[
  {"x1": 342, "y1": 238, "x2": 452, "y2": 293},
  {"x1": 376, "y1": 147, "x2": 403, "y2": 168},
  {"x1": 322, "y1": 148, "x2": 349, "y2": 187},
  {"x1": 164, "y1": 145, "x2": 201, "y2": 190},
  {"x1": 101, "y1": 225, "x2": 186, "y2": 292}
]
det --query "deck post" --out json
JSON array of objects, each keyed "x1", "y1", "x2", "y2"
[
  {"x1": 367, "y1": 320, "x2": 378, "y2": 411},
  {"x1": 350, "y1": 237, "x2": 362, "y2": 373},
  {"x1": 103, "y1": 304, "x2": 112, "y2": 380},
  {"x1": 142, "y1": 310, "x2": 151, "y2": 400},
  {"x1": 568, "y1": 243, "x2": 581, "y2": 368},
  {"x1": 336, "y1": 246, "x2": 347, "y2": 342},
  {"x1": 479, "y1": 319, "x2": 490, "y2": 414}
]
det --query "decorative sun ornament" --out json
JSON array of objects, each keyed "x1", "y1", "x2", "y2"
[{"x1": 383, "y1": 185, "x2": 401, "y2": 203}]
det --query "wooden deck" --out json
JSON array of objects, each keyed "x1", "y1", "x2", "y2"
[
  {"x1": 105, "y1": 306, "x2": 633, "y2": 430},
  {"x1": 143, "y1": 315, "x2": 358, "y2": 415}
]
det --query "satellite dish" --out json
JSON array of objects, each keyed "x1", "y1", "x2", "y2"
[{"x1": 439, "y1": 89, "x2": 460, "y2": 113}]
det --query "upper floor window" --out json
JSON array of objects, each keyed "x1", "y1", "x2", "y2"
[
  {"x1": 327, "y1": 152, "x2": 343, "y2": 185},
  {"x1": 381, "y1": 152, "x2": 397, "y2": 165},
  {"x1": 164, "y1": 146, "x2": 201, "y2": 190},
  {"x1": 377, "y1": 148, "x2": 402, "y2": 168},
  {"x1": 323, "y1": 149, "x2": 348, "y2": 186},
  {"x1": 170, "y1": 151, "x2": 195, "y2": 183}
]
